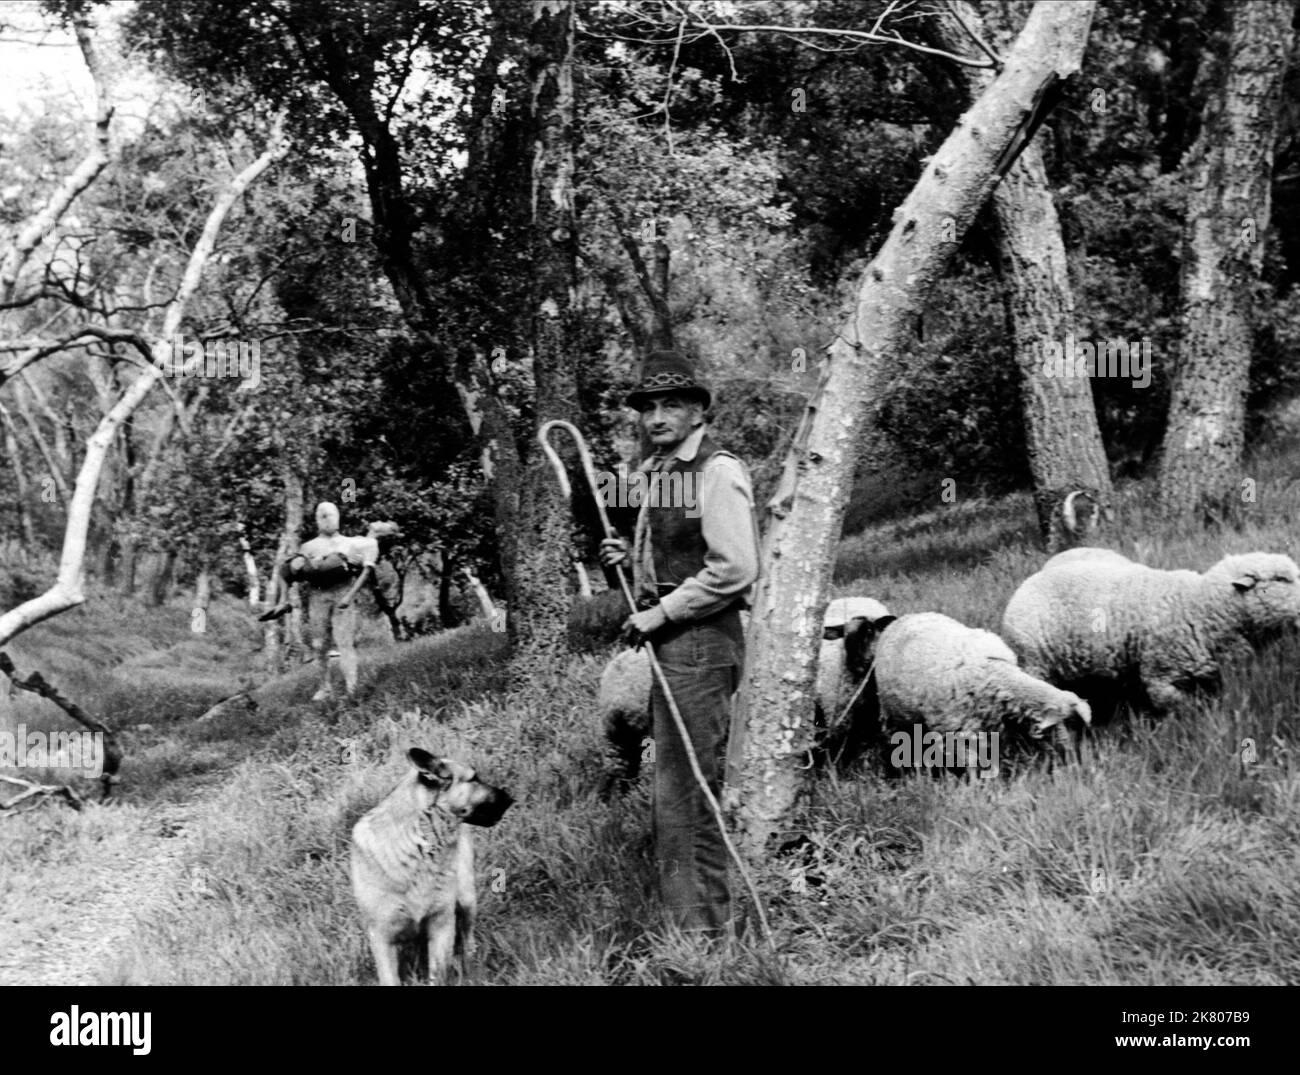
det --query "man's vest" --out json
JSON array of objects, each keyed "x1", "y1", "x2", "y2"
[{"x1": 647, "y1": 432, "x2": 737, "y2": 587}]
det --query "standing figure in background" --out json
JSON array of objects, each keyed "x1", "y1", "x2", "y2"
[{"x1": 261, "y1": 501, "x2": 377, "y2": 700}]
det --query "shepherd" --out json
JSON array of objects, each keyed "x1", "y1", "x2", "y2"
[
  {"x1": 260, "y1": 501, "x2": 378, "y2": 700},
  {"x1": 599, "y1": 350, "x2": 760, "y2": 939}
]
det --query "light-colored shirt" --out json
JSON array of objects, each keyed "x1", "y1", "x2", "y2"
[{"x1": 632, "y1": 424, "x2": 760, "y2": 622}]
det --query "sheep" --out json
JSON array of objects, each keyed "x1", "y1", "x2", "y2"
[
  {"x1": 872, "y1": 612, "x2": 1092, "y2": 765},
  {"x1": 813, "y1": 597, "x2": 894, "y2": 763},
  {"x1": 596, "y1": 596, "x2": 892, "y2": 791},
  {"x1": 1001, "y1": 549, "x2": 1300, "y2": 717},
  {"x1": 597, "y1": 646, "x2": 652, "y2": 797}
]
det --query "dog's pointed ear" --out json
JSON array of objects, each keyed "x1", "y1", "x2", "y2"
[{"x1": 408, "y1": 748, "x2": 453, "y2": 787}]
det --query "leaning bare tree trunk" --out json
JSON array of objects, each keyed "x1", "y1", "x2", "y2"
[
  {"x1": 1157, "y1": 0, "x2": 1294, "y2": 521},
  {"x1": 511, "y1": 0, "x2": 582, "y2": 655},
  {"x1": 0, "y1": 126, "x2": 286, "y2": 647},
  {"x1": 726, "y1": 0, "x2": 1097, "y2": 855},
  {"x1": 927, "y1": 1, "x2": 1113, "y2": 547}
]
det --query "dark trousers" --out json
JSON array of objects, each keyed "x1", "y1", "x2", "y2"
[{"x1": 649, "y1": 606, "x2": 744, "y2": 934}]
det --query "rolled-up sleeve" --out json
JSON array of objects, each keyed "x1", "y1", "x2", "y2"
[{"x1": 658, "y1": 455, "x2": 760, "y2": 622}]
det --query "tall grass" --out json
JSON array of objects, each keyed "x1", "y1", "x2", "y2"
[{"x1": 6, "y1": 439, "x2": 1300, "y2": 984}]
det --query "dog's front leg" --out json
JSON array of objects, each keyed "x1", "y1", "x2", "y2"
[
  {"x1": 454, "y1": 829, "x2": 477, "y2": 979},
  {"x1": 368, "y1": 927, "x2": 402, "y2": 986},
  {"x1": 425, "y1": 909, "x2": 456, "y2": 985},
  {"x1": 454, "y1": 900, "x2": 475, "y2": 977}
]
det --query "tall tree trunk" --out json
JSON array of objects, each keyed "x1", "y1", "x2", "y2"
[
  {"x1": 612, "y1": 207, "x2": 674, "y2": 351},
  {"x1": 145, "y1": 547, "x2": 177, "y2": 606},
  {"x1": 19, "y1": 372, "x2": 72, "y2": 474},
  {"x1": 511, "y1": 0, "x2": 581, "y2": 654},
  {"x1": 265, "y1": 465, "x2": 305, "y2": 672},
  {"x1": 926, "y1": 1, "x2": 1112, "y2": 546},
  {"x1": 0, "y1": 401, "x2": 37, "y2": 547},
  {"x1": 1157, "y1": 0, "x2": 1294, "y2": 520},
  {"x1": 117, "y1": 536, "x2": 139, "y2": 596},
  {"x1": 10, "y1": 379, "x2": 70, "y2": 506},
  {"x1": 193, "y1": 563, "x2": 212, "y2": 634},
  {"x1": 237, "y1": 521, "x2": 261, "y2": 608},
  {"x1": 726, "y1": 0, "x2": 1097, "y2": 855}
]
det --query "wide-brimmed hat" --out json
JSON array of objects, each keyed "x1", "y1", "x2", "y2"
[{"x1": 625, "y1": 350, "x2": 711, "y2": 411}]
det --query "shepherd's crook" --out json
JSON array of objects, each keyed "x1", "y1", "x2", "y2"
[{"x1": 538, "y1": 419, "x2": 772, "y2": 946}]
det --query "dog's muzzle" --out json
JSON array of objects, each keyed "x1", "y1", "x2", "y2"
[{"x1": 463, "y1": 787, "x2": 513, "y2": 828}]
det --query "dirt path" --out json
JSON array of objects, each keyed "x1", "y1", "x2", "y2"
[{"x1": 0, "y1": 798, "x2": 199, "y2": 986}]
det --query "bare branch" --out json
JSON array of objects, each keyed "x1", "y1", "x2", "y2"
[
  {"x1": 0, "y1": 775, "x2": 84, "y2": 814},
  {"x1": 943, "y1": 0, "x2": 1002, "y2": 69},
  {"x1": 616, "y1": 0, "x2": 996, "y2": 69},
  {"x1": 0, "y1": 10, "x2": 115, "y2": 304}
]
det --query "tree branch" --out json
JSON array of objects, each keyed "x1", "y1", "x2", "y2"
[{"x1": 0, "y1": 10, "x2": 114, "y2": 304}]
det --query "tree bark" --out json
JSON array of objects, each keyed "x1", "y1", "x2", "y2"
[
  {"x1": 0, "y1": 401, "x2": 37, "y2": 547},
  {"x1": 726, "y1": 0, "x2": 1097, "y2": 855},
  {"x1": 510, "y1": 0, "x2": 582, "y2": 655},
  {"x1": 925, "y1": 1, "x2": 1113, "y2": 547},
  {"x1": 145, "y1": 548, "x2": 177, "y2": 607},
  {"x1": 193, "y1": 564, "x2": 212, "y2": 633},
  {"x1": 1157, "y1": 0, "x2": 1294, "y2": 520},
  {"x1": 263, "y1": 464, "x2": 305, "y2": 673},
  {"x1": 237, "y1": 521, "x2": 261, "y2": 607},
  {"x1": 10, "y1": 377, "x2": 70, "y2": 506}
]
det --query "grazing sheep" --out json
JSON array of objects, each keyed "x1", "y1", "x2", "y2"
[
  {"x1": 814, "y1": 597, "x2": 894, "y2": 763},
  {"x1": 597, "y1": 646, "x2": 652, "y2": 796},
  {"x1": 1002, "y1": 549, "x2": 1300, "y2": 717},
  {"x1": 873, "y1": 612, "x2": 1092, "y2": 759},
  {"x1": 596, "y1": 597, "x2": 892, "y2": 789}
]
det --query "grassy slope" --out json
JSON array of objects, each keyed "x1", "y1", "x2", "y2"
[{"x1": 4, "y1": 439, "x2": 1300, "y2": 984}]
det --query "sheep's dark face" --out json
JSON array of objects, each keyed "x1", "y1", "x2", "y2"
[{"x1": 842, "y1": 614, "x2": 896, "y2": 682}]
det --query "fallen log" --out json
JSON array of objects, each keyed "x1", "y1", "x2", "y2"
[
  {"x1": 0, "y1": 773, "x2": 84, "y2": 814},
  {"x1": 0, "y1": 650, "x2": 121, "y2": 798}
]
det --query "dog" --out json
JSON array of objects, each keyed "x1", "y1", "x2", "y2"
[{"x1": 350, "y1": 748, "x2": 513, "y2": 985}]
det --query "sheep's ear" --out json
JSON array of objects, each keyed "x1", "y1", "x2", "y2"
[
  {"x1": 870, "y1": 615, "x2": 897, "y2": 632},
  {"x1": 1073, "y1": 699, "x2": 1092, "y2": 726},
  {"x1": 1232, "y1": 573, "x2": 1259, "y2": 593}
]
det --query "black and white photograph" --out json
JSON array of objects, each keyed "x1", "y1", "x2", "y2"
[{"x1": 0, "y1": 0, "x2": 1294, "y2": 1042}]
